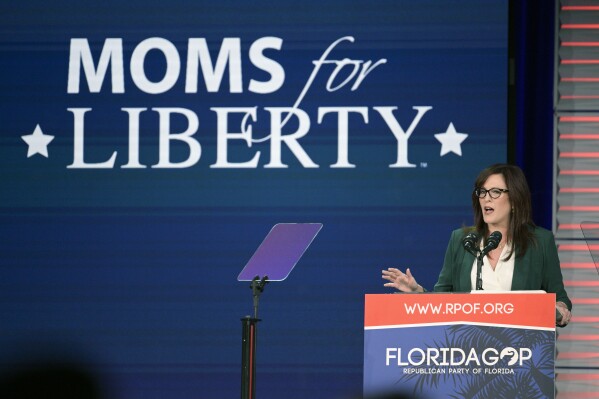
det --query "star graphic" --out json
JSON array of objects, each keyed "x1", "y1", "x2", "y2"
[
  {"x1": 21, "y1": 124, "x2": 55, "y2": 158},
  {"x1": 434, "y1": 123, "x2": 468, "y2": 156}
]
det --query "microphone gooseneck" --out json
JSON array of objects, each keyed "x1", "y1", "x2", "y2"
[{"x1": 475, "y1": 231, "x2": 502, "y2": 291}]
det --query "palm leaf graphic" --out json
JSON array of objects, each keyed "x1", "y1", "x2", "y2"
[
  {"x1": 452, "y1": 370, "x2": 546, "y2": 399},
  {"x1": 449, "y1": 324, "x2": 525, "y2": 349},
  {"x1": 529, "y1": 360, "x2": 554, "y2": 399},
  {"x1": 396, "y1": 325, "x2": 554, "y2": 398}
]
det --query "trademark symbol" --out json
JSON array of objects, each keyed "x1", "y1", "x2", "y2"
[{"x1": 420, "y1": 162, "x2": 428, "y2": 168}]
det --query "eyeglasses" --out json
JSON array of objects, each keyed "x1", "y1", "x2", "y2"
[{"x1": 474, "y1": 187, "x2": 509, "y2": 199}]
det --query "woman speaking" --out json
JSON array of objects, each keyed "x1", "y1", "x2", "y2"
[{"x1": 382, "y1": 163, "x2": 572, "y2": 326}]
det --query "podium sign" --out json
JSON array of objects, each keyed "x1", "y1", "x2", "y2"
[{"x1": 364, "y1": 293, "x2": 556, "y2": 399}]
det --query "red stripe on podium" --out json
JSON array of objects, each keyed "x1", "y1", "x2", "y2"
[
  {"x1": 562, "y1": 24, "x2": 599, "y2": 29},
  {"x1": 557, "y1": 374, "x2": 599, "y2": 382},
  {"x1": 561, "y1": 77, "x2": 599, "y2": 82},
  {"x1": 559, "y1": 334, "x2": 599, "y2": 341},
  {"x1": 560, "y1": 152, "x2": 599, "y2": 158},
  {"x1": 560, "y1": 95, "x2": 599, "y2": 99},
  {"x1": 559, "y1": 189, "x2": 599, "y2": 194},
  {"x1": 560, "y1": 170, "x2": 599, "y2": 175},
  {"x1": 558, "y1": 352, "x2": 599, "y2": 359},
  {"x1": 562, "y1": 5, "x2": 599, "y2": 10},
  {"x1": 560, "y1": 263, "x2": 597, "y2": 269},
  {"x1": 557, "y1": 393, "x2": 599, "y2": 398},
  {"x1": 571, "y1": 316, "x2": 599, "y2": 322},
  {"x1": 560, "y1": 116, "x2": 599, "y2": 122},
  {"x1": 364, "y1": 293, "x2": 555, "y2": 329},
  {"x1": 564, "y1": 280, "x2": 599, "y2": 287},
  {"x1": 572, "y1": 298, "x2": 599, "y2": 304},
  {"x1": 560, "y1": 206, "x2": 599, "y2": 211},
  {"x1": 561, "y1": 60, "x2": 599, "y2": 64},
  {"x1": 562, "y1": 42, "x2": 599, "y2": 47},
  {"x1": 558, "y1": 244, "x2": 599, "y2": 250}
]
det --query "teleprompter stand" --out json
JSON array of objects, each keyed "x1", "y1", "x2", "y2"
[
  {"x1": 238, "y1": 223, "x2": 322, "y2": 399},
  {"x1": 240, "y1": 276, "x2": 268, "y2": 399}
]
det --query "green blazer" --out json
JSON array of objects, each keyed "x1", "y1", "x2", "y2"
[{"x1": 433, "y1": 226, "x2": 572, "y2": 311}]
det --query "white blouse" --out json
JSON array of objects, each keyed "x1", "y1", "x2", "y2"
[{"x1": 470, "y1": 243, "x2": 515, "y2": 291}]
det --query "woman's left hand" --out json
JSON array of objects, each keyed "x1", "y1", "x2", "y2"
[{"x1": 556, "y1": 301, "x2": 572, "y2": 326}]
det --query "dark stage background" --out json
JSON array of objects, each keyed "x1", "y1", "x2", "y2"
[{"x1": 0, "y1": 1, "x2": 558, "y2": 398}]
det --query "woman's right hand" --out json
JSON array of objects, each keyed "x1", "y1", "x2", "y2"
[
  {"x1": 556, "y1": 301, "x2": 572, "y2": 327},
  {"x1": 382, "y1": 267, "x2": 423, "y2": 292}
]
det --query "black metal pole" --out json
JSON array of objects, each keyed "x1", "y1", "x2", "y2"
[
  {"x1": 476, "y1": 255, "x2": 484, "y2": 290},
  {"x1": 241, "y1": 316, "x2": 260, "y2": 399},
  {"x1": 241, "y1": 276, "x2": 268, "y2": 399}
]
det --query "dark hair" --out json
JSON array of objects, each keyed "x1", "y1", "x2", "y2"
[{"x1": 471, "y1": 163, "x2": 535, "y2": 259}]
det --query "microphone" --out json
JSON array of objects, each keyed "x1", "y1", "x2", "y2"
[
  {"x1": 482, "y1": 231, "x2": 502, "y2": 256},
  {"x1": 462, "y1": 232, "x2": 480, "y2": 256}
]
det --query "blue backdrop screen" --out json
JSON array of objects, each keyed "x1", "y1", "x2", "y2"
[{"x1": 0, "y1": 1, "x2": 508, "y2": 398}]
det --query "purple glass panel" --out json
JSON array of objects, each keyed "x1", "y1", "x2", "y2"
[{"x1": 237, "y1": 223, "x2": 322, "y2": 281}]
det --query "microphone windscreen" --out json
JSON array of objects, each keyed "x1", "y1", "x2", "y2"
[
  {"x1": 486, "y1": 231, "x2": 502, "y2": 250},
  {"x1": 462, "y1": 231, "x2": 480, "y2": 255}
]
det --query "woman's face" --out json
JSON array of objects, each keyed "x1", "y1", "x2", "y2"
[{"x1": 479, "y1": 173, "x2": 511, "y2": 231}]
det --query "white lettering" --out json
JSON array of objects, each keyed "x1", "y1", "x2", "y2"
[
  {"x1": 519, "y1": 348, "x2": 532, "y2": 365},
  {"x1": 131, "y1": 38, "x2": 180, "y2": 94},
  {"x1": 385, "y1": 348, "x2": 397, "y2": 366},
  {"x1": 67, "y1": 38, "x2": 124, "y2": 93},
  {"x1": 482, "y1": 348, "x2": 499, "y2": 366},
  {"x1": 121, "y1": 108, "x2": 147, "y2": 168},
  {"x1": 67, "y1": 108, "x2": 117, "y2": 169},
  {"x1": 281, "y1": 36, "x2": 353, "y2": 127},
  {"x1": 248, "y1": 37, "x2": 285, "y2": 94},
  {"x1": 318, "y1": 107, "x2": 368, "y2": 168},
  {"x1": 373, "y1": 106, "x2": 432, "y2": 168},
  {"x1": 264, "y1": 107, "x2": 318, "y2": 168},
  {"x1": 152, "y1": 107, "x2": 201, "y2": 168},
  {"x1": 210, "y1": 107, "x2": 260, "y2": 168},
  {"x1": 186, "y1": 38, "x2": 242, "y2": 93}
]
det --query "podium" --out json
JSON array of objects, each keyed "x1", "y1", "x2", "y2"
[{"x1": 364, "y1": 292, "x2": 556, "y2": 399}]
